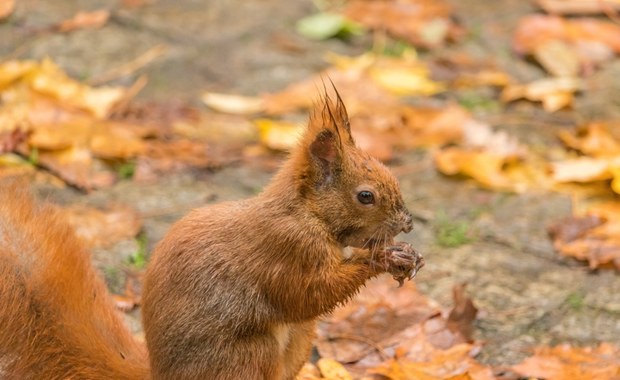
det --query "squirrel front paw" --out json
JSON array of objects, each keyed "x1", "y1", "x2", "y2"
[{"x1": 381, "y1": 242, "x2": 424, "y2": 286}]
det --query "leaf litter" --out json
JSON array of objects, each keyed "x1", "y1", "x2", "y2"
[{"x1": 6, "y1": 0, "x2": 620, "y2": 377}]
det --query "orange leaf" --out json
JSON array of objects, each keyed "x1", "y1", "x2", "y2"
[
  {"x1": 57, "y1": 10, "x2": 111, "y2": 33},
  {"x1": 61, "y1": 204, "x2": 142, "y2": 248},
  {"x1": 513, "y1": 343, "x2": 620, "y2": 380},
  {"x1": 342, "y1": 0, "x2": 458, "y2": 48}
]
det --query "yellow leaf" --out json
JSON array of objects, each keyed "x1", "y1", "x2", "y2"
[
  {"x1": 558, "y1": 122, "x2": 620, "y2": 158},
  {"x1": 325, "y1": 51, "x2": 376, "y2": 72},
  {"x1": 255, "y1": 119, "x2": 303, "y2": 151},
  {"x1": 202, "y1": 92, "x2": 265, "y2": 114},
  {"x1": 370, "y1": 65, "x2": 443, "y2": 96},
  {"x1": 0, "y1": 60, "x2": 37, "y2": 90},
  {"x1": 607, "y1": 162, "x2": 620, "y2": 195},
  {"x1": 296, "y1": 363, "x2": 322, "y2": 380},
  {"x1": 26, "y1": 59, "x2": 125, "y2": 118},
  {"x1": 316, "y1": 358, "x2": 352, "y2": 380},
  {"x1": 435, "y1": 148, "x2": 528, "y2": 192}
]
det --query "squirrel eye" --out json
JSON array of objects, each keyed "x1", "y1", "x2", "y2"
[{"x1": 357, "y1": 191, "x2": 375, "y2": 205}]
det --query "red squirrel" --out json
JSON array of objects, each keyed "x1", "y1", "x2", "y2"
[{"x1": 0, "y1": 90, "x2": 423, "y2": 380}]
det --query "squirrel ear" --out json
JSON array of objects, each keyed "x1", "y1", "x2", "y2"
[
  {"x1": 309, "y1": 129, "x2": 339, "y2": 184},
  {"x1": 304, "y1": 85, "x2": 354, "y2": 185}
]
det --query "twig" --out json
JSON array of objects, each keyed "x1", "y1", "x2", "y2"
[{"x1": 89, "y1": 44, "x2": 168, "y2": 85}]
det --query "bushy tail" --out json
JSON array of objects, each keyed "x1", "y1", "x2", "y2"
[{"x1": 0, "y1": 181, "x2": 149, "y2": 379}]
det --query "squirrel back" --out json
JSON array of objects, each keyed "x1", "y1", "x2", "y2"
[{"x1": 0, "y1": 183, "x2": 148, "y2": 379}]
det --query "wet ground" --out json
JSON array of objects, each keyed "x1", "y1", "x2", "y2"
[{"x1": 4, "y1": 0, "x2": 620, "y2": 367}]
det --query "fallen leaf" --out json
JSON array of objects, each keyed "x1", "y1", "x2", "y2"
[
  {"x1": 202, "y1": 92, "x2": 265, "y2": 115},
  {"x1": 371, "y1": 342, "x2": 494, "y2": 380},
  {"x1": 0, "y1": 129, "x2": 28, "y2": 154},
  {"x1": 0, "y1": 60, "x2": 37, "y2": 91},
  {"x1": 0, "y1": 0, "x2": 15, "y2": 21},
  {"x1": 134, "y1": 139, "x2": 219, "y2": 182},
  {"x1": 549, "y1": 202, "x2": 620, "y2": 269},
  {"x1": 342, "y1": 0, "x2": 460, "y2": 48},
  {"x1": 35, "y1": 146, "x2": 116, "y2": 190},
  {"x1": 446, "y1": 283, "x2": 478, "y2": 343},
  {"x1": 533, "y1": 39, "x2": 580, "y2": 77},
  {"x1": 57, "y1": 9, "x2": 111, "y2": 33},
  {"x1": 513, "y1": 15, "x2": 620, "y2": 73},
  {"x1": 255, "y1": 119, "x2": 303, "y2": 151},
  {"x1": 317, "y1": 358, "x2": 353, "y2": 380},
  {"x1": 558, "y1": 122, "x2": 620, "y2": 158},
  {"x1": 551, "y1": 157, "x2": 614, "y2": 183},
  {"x1": 316, "y1": 277, "x2": 440, "y2": 368},
  {"x1": 501, "y1": 77, "x2": 582, "y2": 112},
  {"x1": 368, "y1": 56, "x2": 444, "y2": 96},
  {"x1": 512, "y1": 343, "x2": 620, "y2": 380},
  {"x1": 26, "y1": 59, "x2": 126, "y2": 118},
  {"x1": 61, "y1": 203, "x2": 142, "y2": 248},
  {"x1": 435, "y1": 148, "x2": 528, "y2": 192},
  {"x1": 262, "y1": 55, "x2": 398, "y2": 116},
  {"x1": 536, "y1": 0, "x2": 620, "y2": 15},
  {"x1": 296, "y1": 363, "x2": 322, "y2": 380}
]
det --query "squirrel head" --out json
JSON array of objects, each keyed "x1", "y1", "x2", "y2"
[{"x1": 291, "y1": 89, "x2": 413, "y2": 250}]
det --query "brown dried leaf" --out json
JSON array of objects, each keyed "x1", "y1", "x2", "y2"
[
  {"x1": 0, "y1": 129, "x2": 28, "y2": 154},
  {"x1": 549, "y1": 202, "x2": 620, "y2": 269},
  {"x1": 446, "y1": 283, "x2": 478, "y2": 343},
  {"x1": 35, "y1": 146, "x2": 116, "y2": 190},
  {"x1": 316, "y1": 277, "x2": 439, "y2": 367},
  {"x1": 512, "y1": 343, "x2": 620, "y2": 380},
  {"x1": 134, "y1": 139, "x2": 219, "y2": 182},
  {"x1": 61, "y1": 203, "x2": 142, "y2": 248},
  {"x1": 57, "y1": 10, "x2": 111, "y2": 33},
  {"x1": 342, "y1": 0, "x2": 459, "y2": 48}
]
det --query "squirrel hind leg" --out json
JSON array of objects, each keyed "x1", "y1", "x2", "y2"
[{"x1": 151, "y1": 334, "x2": 283, "y2": 380}]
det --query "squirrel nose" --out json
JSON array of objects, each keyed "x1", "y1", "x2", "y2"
[{"x1": 401, "y1": 210, "x2": 413, "y2": 233}]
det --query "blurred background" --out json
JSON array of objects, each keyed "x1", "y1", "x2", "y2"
[{"x1": 2, "y1": 0, "x2": 620, "y2": 378}]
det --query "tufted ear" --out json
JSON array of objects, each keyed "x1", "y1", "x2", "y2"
[{"x1": 309, "y1": 128, "x2": 339, "y2": 184}]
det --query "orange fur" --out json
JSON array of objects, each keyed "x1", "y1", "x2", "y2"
[
  {"x1": 0, "y1": 90, "x2": 414, "y2": 380},
  {"x1": 0, "y1": 183, "x2": 149, "y2": 379}
]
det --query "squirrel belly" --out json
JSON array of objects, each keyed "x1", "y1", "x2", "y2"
[{"x1": 0, "y1": 90, "x2": 421, "y2": 380}]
